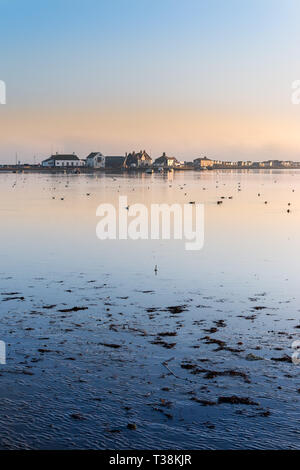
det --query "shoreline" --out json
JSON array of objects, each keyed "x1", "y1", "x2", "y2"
[{"x1": 1, "y1": 166, "x2": 300, "y2": 174}]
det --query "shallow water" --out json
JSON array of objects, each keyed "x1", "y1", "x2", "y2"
[{"x1": 0, "y1": 169, "x2": 300, "y2": 449}]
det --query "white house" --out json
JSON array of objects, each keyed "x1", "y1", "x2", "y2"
[
  {"x1": 85, "y1": 153, "x2": 126, "y2": 169},
  {"x1": 86, "y1": 152, "x2": 105, "y2": 168},
  {"x1": 154, "y1": 152, "x2": 178, "y2": 167},
  {"x1": 42, "y1": 154, "x2": 84, "y2": 167}
]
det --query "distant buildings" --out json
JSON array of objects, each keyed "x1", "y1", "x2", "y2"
[
  {"x1": 39, "y1": 151, "x2": 300, "y2": 171},
  {"x1": 86, "y1": 152, "x2": 105, "y2": 168},
  {"x1": 194, "y1": 156, "x2": 250, "y2": 169},
  {"x1": 86, "y1": 150, "x2": 153, "y2": 170},
  {"x1": 85, "y1": 153, "x2": 125, "y2": 169},
  {"x1": 193, "y1": 157, "x2": 220, "y2": 168},
  {"x1": 237, "y1": 161, "x2": 252, "y2": 167},
  {"x1": 253, "y1": 160, "x2": 297, "y2": 168},
  {"x1": 125, "y1": 150, "x2": 152, "y2": 168},
  {"x1": 183, "y1": 161, "x2": 194, "y2": 168},
  {"x1": 215, "y1": 160, "x2": 235, "y2": 168},
  {"x1": 105, "y1": 156, "x2": 126, "y2": 169},
  {"x1": 154, "y1": 152, "x2": 178, "y2": 167},
  {"x1": 42, "y1": 154, "x2": 85, "y2": 167}
]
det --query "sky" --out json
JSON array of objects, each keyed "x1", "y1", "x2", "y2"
[{"x1": 1, "y1": 0, "x2": 300, "y2": 163}]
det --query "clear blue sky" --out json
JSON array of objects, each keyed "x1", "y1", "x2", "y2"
[{"x1": 1, "y1": 0, "x2": 300, "y2": 162}]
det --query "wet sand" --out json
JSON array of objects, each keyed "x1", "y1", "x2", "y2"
[{"x1": 0, "y1": 170, "x2": 300, "y2": 449}]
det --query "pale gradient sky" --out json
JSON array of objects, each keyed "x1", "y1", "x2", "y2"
[{"x1": 1, "y1": 0, "x2": 300, "y2": 163}]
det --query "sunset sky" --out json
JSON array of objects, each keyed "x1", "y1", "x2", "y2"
[{"x1": 1, "y1": 0, "x2": 300, "y2": 163}]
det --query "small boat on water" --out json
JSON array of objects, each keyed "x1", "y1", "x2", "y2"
[{"x1": 145, "y1": 168, "x2": 153, "y2": 174}]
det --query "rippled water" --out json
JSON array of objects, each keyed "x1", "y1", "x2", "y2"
[{"x1": 0, "y1": 169, "x2": 300, "y2": 449}]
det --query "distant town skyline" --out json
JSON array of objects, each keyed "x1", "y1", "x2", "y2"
[
  {"x1": 4, "y1": 151, "x2": 300, "y2": 172},
  {"x1": 1, "y1": 0, "x2": 300, "y2": 163}
]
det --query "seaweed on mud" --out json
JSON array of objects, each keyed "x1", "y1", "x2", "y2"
[
  {"x1": 157, "y1": 331, "x2": 177, "y2": 337},
  {"x1": 58, "y1": 306, "x2": 88, "y2": 312},
  {"x1": 214, "y1": 320, "x2": 227, "y2": 327},
  {"x1": 218, "y1": 396, "x2": 259, "y2": 405},
  {"x1": 70, "y1": 413, "x2": 86, "y2": 420},
  {"x1": 271, "y1": 355, "x2": 292, "y2": 362},
  {"x1": 166, "y1": 305, "x2": 187, "y2": 314},
  {"x1": 127, "y1": 423, "x2": 137, "y2": 430},
  {"x1": 204, "y1": 369, "x2": 251, "y2": 383},
  {"x1": 203, "y1": 327, "x2": 218, "y2": 334},
  {"x1": 201, "y1": 336, "x2": 243, "y2": 353},
  {"x1": 2, "y1": 296, "x2": 24, "y2": 301},
  {"x1": 191, "y1": 397, "x2": 217, "y2": 406},
  {"x1": 151, "y1": 339, "x2": 176, "y2": 349},
  {"x1": 202, "y1": 336, "x2": 226, "y2": 349}
]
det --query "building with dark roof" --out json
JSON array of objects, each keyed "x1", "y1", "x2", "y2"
[
  {"x1": 104, "y1": 156, "x2": 126, "y2": 169},
  {"x1": 125, "y1": 150, "x2": 152, "y2": 168},
  {"x1": 42, "y1": 154, "x2": 84, "y2": 167},
  {"x1": 153, "y1": 152, "x2": 178, "y2": 167}
]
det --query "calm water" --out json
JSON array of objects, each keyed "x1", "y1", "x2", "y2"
[{"x1": 0, "y1": 169, "x2": 300, "y2": 449}]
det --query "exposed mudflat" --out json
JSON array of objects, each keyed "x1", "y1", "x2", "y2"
[{"x1": 0, "y1": 170, "x2": 300, "y2": 449}]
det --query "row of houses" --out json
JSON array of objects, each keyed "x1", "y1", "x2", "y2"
[
  {"x1": 41, "y1": 153, "x2": 300, "y2": 170},
  {"x1": 193, "y1": 157, "x2": 300, "y2": 169},
  {"x1": 85, "y1": 150, "x2": 153, "y2": 169},
  {"x1": 42, "y1": 150, "x2": 184, "y2": 169}
]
